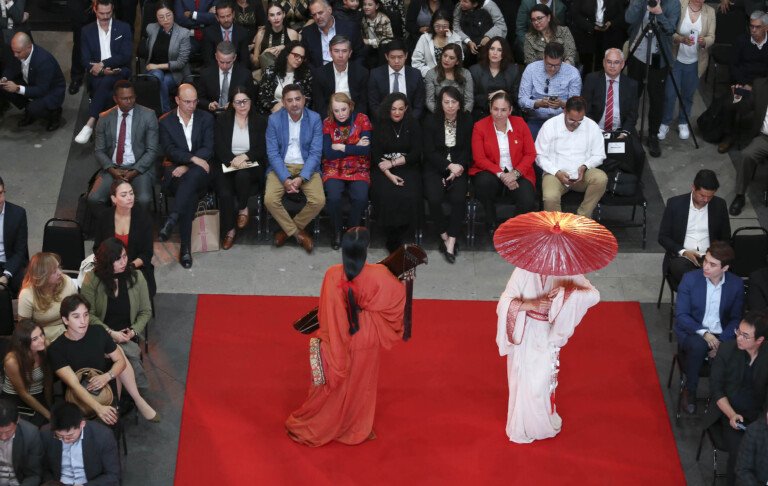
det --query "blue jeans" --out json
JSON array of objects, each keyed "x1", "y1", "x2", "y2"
[
  {"x1": 147, "y1": 69, "x2": 177, "y2": 113},
  {"x1": 323, "y1": 179, "x2": 369, "y2": 233},
  {"x1": 662, "y1": 60, "x2": 698, "y2": 126}
]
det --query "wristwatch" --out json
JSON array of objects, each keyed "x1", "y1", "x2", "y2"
[{"x1": 108, "y1": 371, "x2": 115, "y2": 380}]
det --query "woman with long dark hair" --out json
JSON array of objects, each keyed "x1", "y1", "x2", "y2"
[
  {"x1": 412, "y1": 10, "x2": 462, "y2": 76},
  {"x1": 523, "y1": 4, "x2": 577, "y2": 65},
  {"x1": 256, "y1": 40, "x2": 313, "y2": 114},
  {"x1": 470, "y1": 37, "x2": 519, "y2": 120},
  {"x1": 251, "y1": 2, "x2": 300, "y2": 74},
  {"x1": 2, "y1": 319, "x2": 53, "y2": 425},
  {"x1": 424, "y1": 43, "x2": 474, "y2": 113},
  {"x1": 286, "y1": 227, "x2": 406, "y2": 447}
]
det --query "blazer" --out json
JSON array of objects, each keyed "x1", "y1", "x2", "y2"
[
  {"x1": 747, "y1": 77, "x2": 768, "y2": 141},
  {"x1": 265, "y1": 107, "x2": 323, "y2": 181},
  {"x1": 1, "y1": 44, "x2": 65, "y2": 110},
  {"x1": 312, "y1": 62, "x2": 369, "y2": 116},
  {"x1": 470, "y1": 115, "x2": 537, "y2": 186},
  {"x1": 368, "y1": 65, "x2": 426, "y2": 121},
  {"x1": 670, "y1": 0, "x2": 715, "y2": 77},
  {"x1": 159, "y1": 108, "x2": 215, "y2": 166},
  {"x1": 569, "y1": 0, "x2": 625, "y2": 53},
  {"x1": 92, "y1": 206, "x2": 154, "y2": 276},
  {"x1": 1, "y1": 201, "x2": 28, "y2": 278},
  {"x1": 174, "y1": 0, "x2": 216, "y2": 31},
  {"x1": 411, "y1": 31, "x2": 463, "y2": 77},
  {"x1": 736, "y1": 416, "x2": 768, "y2": 484},
  {"x1": 81, "y1": 270, "x2": 152, "y2": 334},
  {"x1": 195, "y1": 63, "x2": 255, "y2": 111},
  {"x1": 202, "y1": 23, "x2": 251, "y2": 68},
  {"x1": 422, "y1": 112, "x2": 474, "y2": 174},
  {"x1": 145, "y1": 22, "x2": 192, "y2": 85},
  {"x1": 94, "y1": 104, "x2": 160, "y2": 175},
  {"x1": 469, "y1": 63, "x2": 520, "y2": 116},
  {"x1": 80, "y1": 19, "x2": 133, "y2": 73},
  {"x1": 626, "y1": 0, "x2": 680, "y2": 69},
  {"x1": 301, "y1": 16, "x2": 364, "y2": 68},
  {"x1": 658, "y1": 192, "x2": 731, "y2": 260},
  {"x1": 11, "y1": 419, "x2": 42, "y2": 486},
  {"x1": 674, "y1": 269, "x2": 744, "y2": 342},
  {"x1": 41, "y1": 421, "x2": 121, "y2": 485},
  {"x1": 582, "y1": 71, "x2": 639, "y2": 133},
  {"x1": 214, "y1": 110, "x2": 268, "y2": 168},
  {"x1": 453, "y1": 0, "x2": 507, "y2": 44}
]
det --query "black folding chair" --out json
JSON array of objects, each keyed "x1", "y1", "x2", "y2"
[
  {"x1": 41, "y1": 219, "x2": 86, "y2": 279},
  {"x1": 730, "y1": 226, "x2": 768, "y2": 283},
  {"x1": 0, "y1": 284, "x2": 14, "y2": 336}
]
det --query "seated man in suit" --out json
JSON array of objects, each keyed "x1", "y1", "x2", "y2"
[
  {"x1": 705, "y1": 310, "x2": 768, "y2": 485},
  {"x1": 748, "y1": 267, "x2": 768, "y2": 313},
  {"x1": 201, "y1": 0, "x2": 250, "y2": 68},
  {"x1": 174, "y1": 0, "x2": 217, "y2": 54},
  {"x1": 0, "y1": 399, "x2": 43, "y2": 485},
  {"x1": 518, "y1": 42, "x2": 582, "y2": 139},
  {"x1": 312, "y1": 35, "x2": 368, "y2": 116},
  {"x1": 674, "y1": 241, "x2": 744, "y2": 415},
  {"x1": 87, "y1": 80, "x2": 160, "y2": 212},
  {"x1": 535, "y1": 96, "x2": 607, "y2": 218},
  {"x1": 74, "y1": 0, "x2": 133, "y2": 145},
  {"x1": 737, "y1": 409, "x2": 768, "y2": 485},
  {"x1": 0, "y1": 176, "x2": 28, "y2": 296},
  {"x1": 265, "y1": 83, "x2": 325, "y2": 253},
  {"x1": 302, "y1": 0, "x2": 364, "y2": 69},
  {"x1": 0, "y1": 32, "x2": 65, "y2": 131},
  {"x1": 728, "y1": 76, "x2": 768, "y2": 216},
  {"x1": 41, "y1": 402, "x2": 120, "y2": 485},
  {"x1": 196, "y1": 40, "x2": 254, "y2": 114},
  {"x1": 658, "y1": 169, "x2": 731, "y2": 287},
  {"x1": 158, "y1": 83, "x2": 215, "y2": 268},
  {"x1": 367, "y1": 39, "x2": 425, "y2": 121}
]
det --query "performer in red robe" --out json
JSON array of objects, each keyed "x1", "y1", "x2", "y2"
[{"x1": 286, "y1": 227, "x2": 405, "y2": 446}]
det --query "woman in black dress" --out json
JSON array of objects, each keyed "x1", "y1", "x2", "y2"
[
  {"x1": 371, "y1": 92, "x2": 422, "y2": 253},
  {"x1": 469, "y1": 36, "x2": 519, "y2": 120}
]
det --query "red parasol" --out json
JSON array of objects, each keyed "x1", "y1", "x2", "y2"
[{"x1": 493, "y1": 211, "x2": 618, "y2": 276}]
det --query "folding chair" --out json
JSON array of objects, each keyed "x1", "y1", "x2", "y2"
[
  {"x1": 0, "y1": 284, "x2": 14, "y2": 336},
  {"x1": 41, "y1": 219, "x2": 85, "y2": 278},
  {"x1": 695, "y1": 420, "x2": 729, "y2": 483},
  {"x1": 730, "y1": 226, "x2": 768, "y2": 280}
]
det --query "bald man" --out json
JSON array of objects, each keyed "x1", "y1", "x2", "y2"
[{"x1": 0, "y1": 32, "x2": 66, "y2": 130}]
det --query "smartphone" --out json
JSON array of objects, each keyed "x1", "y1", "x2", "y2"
[
  {"x1": 734, "y1": 87, "x2": 750, "y2": 97},
  {"x1": 549, "y1": 96, "x2": 559, "y2": 101}
]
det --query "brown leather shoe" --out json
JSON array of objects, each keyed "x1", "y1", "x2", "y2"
[
  {"x1": 222, "y1": 233, "x2": 235, "y2": 250},
  {"x1": 274, "y1": 230, "x2": 289, "y2": 247},
  {"x1": 717, "y1": 139, "x2": 732, "y2": 154},
  {"x1": 236, "y1": 213, "x2": 249, "y2": 229},
  {"x1": 295, "y1": 229, "x2": 314, "y2": 254}
]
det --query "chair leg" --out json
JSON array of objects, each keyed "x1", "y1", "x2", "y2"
[
  {"x1": 656, "y1": 274, "x2": 666, "y2": 309},
  {"x1": 641, "y1": 203, "x2": 647, "y2": 250},
  {"x1": 695, "y1": 428, "x2": 706, "y2": 461},
  {"x1": 666, "y1": 354, "x2": 677, "y2": 388},
  {"x1": 669, "y1": 290, "x2": 675, "y2": 342}
]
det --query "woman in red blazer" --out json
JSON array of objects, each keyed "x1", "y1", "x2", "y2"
[{"x1": 470, "y1": 91, "x2": 537, "y2": 235}]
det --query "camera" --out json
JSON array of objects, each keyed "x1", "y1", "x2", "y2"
[{"x1": 647, "y1": 0, "x2": 658, "y2": 7}]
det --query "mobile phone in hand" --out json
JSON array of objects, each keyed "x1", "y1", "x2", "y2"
[{"x1": 549, "y1": 96, "x2": 559, "y2": 101}]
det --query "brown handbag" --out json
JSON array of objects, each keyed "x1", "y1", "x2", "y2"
[{"x1": 64, "y1": 368, "x2": 114, "y2": 418}]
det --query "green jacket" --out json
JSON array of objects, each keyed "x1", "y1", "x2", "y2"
[{"x1": 80, "y1": 270, "x2": 151, "y2": 335}]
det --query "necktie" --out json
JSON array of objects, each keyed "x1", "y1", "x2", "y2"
[
  {"x1": 116, "y1": 112, "x2": 128, "y2": 165},
  {"x1": 393, "y1": 71, "x2": 400, "y2": 93},
  {"x1": 193, "y1": 0, "x2": 203, "y2": 41},
  {"x1": 224, "y1": 29, "x2": 230, "y2": 42},
  {"x1": 604, "y1": 79, "x2": 614, "y2": 132},
  {"x1": 219, "y1": 71, "x2": 230, "y2": 106}
]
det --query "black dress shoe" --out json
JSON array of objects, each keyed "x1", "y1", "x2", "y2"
[
  {"x1": 331, "y1": 231, "x2": 342, "y2": 250},
  {"x1": 17, "y1": 114, "x2": 35, "y2": 127},
  {"x1": 158, "y1": 218, "x2": 175, "y2": 242},
  {"x1": 729, "y1": 195, "x2": 746, "y2": 216},
  {"x1": 179, "y1": 247, "x2": 193, "y2": 269},
  {"x1": 68, "y1": 79, "x2": 82, "y2": 95},
  {"x1": 46, "y1": 108, "x2": 62, "y2": 131},
  {"x1": 648, "y1": 136, "x2": 661, "y2": 158},
  {"x1": 681, "y1": 388, "x2": 696, "y2": 415}
]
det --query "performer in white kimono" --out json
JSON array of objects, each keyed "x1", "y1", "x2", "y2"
[{"x1": 496, "y1": 267, "x2": 600, "y2": 443}]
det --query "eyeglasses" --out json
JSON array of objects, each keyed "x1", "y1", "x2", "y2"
[
  {"x1": 434, "y1": 23, "x2": 450, "y2": 30},
  {"x1": 544, "y1": 78, "x2": 550, "y2": 94},
  {"x1": 157, "y1": 13, "x2": 173, "y2": 20},
  {"x1": 178, "y1": 98, "x2": 198, "y2": 105},
  {"x1": 531, "y1": 15, "x2": 547, "y2": 23},
  {"x1": 605, "y1": 60, "x2": 623, "y2": 66},
  {"x1": 232, "y1": 99, "x2": 251, "y2": 106},
  {"x1": 289, "y1": 52, "x2": 305, "y2": 61},
  {"x1": 734, "y1": 329, "x2": 755, "y2": 340},
  {"x1": 748, "y1": 23, "x2": 763, "y2": 30}
]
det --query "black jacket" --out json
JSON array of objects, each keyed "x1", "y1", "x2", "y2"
[
  {"x1": 312, "y1": 62, "x2": 369, "y2": 116},
  {"x1": 41, "y1": 421, "x2": 121, "y2": 485},
  {"x1": 300, "y1": 16, "x2": 364, "y2": 69},
  {"x1": 421, "y1": 111, "x2": 474, "y2": 174},
  {"x1": 202, "y1": 23, "x2": 252, "y2": 68},
  {"x1": 368, "y1": 65, "x2": 426, "y2": 121},
  {"x1": 1, "y1": 201, "x2": 28, "y2": 279},
  {"x1": 195, "y1": 63, "x2": 255, "y2": 112}
]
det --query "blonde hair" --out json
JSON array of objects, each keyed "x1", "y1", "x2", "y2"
[
  {"x1": 327, "y1": 92, "x2": 355, "y2": 120},
  {"x1": 20, "y1": 252, "x2": 66, "y2": 312}
]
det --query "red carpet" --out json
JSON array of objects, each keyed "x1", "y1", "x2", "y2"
[{"x1": 175, "y1": 297, "x2": 684, "y2": 486}]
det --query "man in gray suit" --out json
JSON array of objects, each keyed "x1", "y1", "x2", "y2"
[
  {"x1": 0, "y1": 399, "x2": 43, "y2": 486},
  {"x1": 87, "y1": 79, "x2": 160, "y2": 211}
]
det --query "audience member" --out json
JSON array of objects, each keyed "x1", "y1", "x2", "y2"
[
  {"x1": 471, "y1": 90, "x2": 537, "y2": 235},
  {"x1": 202, "y1": 1, "x2": 251, "y2": 67},
  {"x1": 412, "y1": 10, "x2": 462, "y2": 77},
  {"x1": 251, "y1": 1, "x2": 299, "y2": 74},
  {"x1": 282, "y1": 0, "x2": 312, "y2": 31},
  {"x1": 361, "y1": 0, "x2": 394, "y2": 67},
  {"x1": 18, "y1": 253, "x2": 78, "y2": 342},
  {"x1": 405, "y1": 0, "x2": 453, "y2": 51},
  {"x1": 0, "y1": 32, "x2": 65, "y2": 131},
  {"x1": 302, "y1": 0, "x2": 364, "y2": 68},
  {"x1": 515, "y1": 0, "x2": 566, "y2": 54},
  {"x1": 0, "y1": 399, "x2": 43, "y2": 484},
  {"x1": 423, "y1": 86, "x2": 473, "y2": 263},
  {"x1": 256, "y1": 40, "x2": 313, "y2": 114},
  {"x1": 675, "y1": 241, "x2": 743, "y2": 418},
  {"x1": 658, "y1": 169, "x2": 731, "y2": 287},
  {"x1": 196, "y1": 41, "x2": 254, "y2": 114},
  {"x1": 232, "y1": 0, "x2": 266, "y2": 41},
  {"x1": 371, "y1": 92, "x2": 423, "y2": 253},
  {"x1": 88, "y1": 80, "x2": 159, "y2": 213},
  {"x1": 368, "y1": 39, "x2": 426, "y2": 120},
  {"x1": 158, "y1": 83, "x2": 215, "y2": 269},
  {"x1": 0, "y1": 0, "x2": 29, "y2": 44},
  {"x1": 748, "y1": 268, "x2": 768, "y2": 312},
  {"x1": 518, "y1": 42, "x2": 581, "y2": 138},
  {"x1": 66, "y1": 0, "x2": 94, "y2": 96},
  {"x1": 570, "y1": 0, "x2": 625, "y2": 73},
  {"x1": 333, "y1": 0, "x2": 362, "y2": 25},
  {"x1": 424, "y1": 43, "x2": 474, "y2": 113},
  {"x1": 321, "y1": 93, "x2": 372, "y2": 250},
  {"x1": 658, "y1": 0, "x2": 715, "y2": 144},
  {"x1": 174, "y1": 0, "x2": 217, "y2": 53},
  {"x1": 736, "y1": 410, "x2": 768, "y2": 485},
  {"x1": 625, "y1": 0, "x2": 680, "y2": 158},
  {"x1": 40, "y1": 402, "x2": 121, "y2": 485},
  {"x1": 213, "y1": 86, "x2": 267, "y2": 249},
  {"x1": 453, "y1": 0, "x2": 507, "y2": 61},
  {"x1": 705, "y1": 310, "x2": 768, "y2": 485},
  {"x1": 0, "y1": 176, "x2": 28, "y2": 296},
  {"x1": 73, "y1": 0, "x2": 133, "y2": 145},
  {"x1": 312, "y1": 35, "x2": 369, "y2": 116},
  {"x1": 536, "y1": 96, "x2": 607, "y2": 218},
  {"x1": 3, "y1": 320, "x2": 52, "y2": 426},
  {"x1": 523, "y1": 4, "x2": 577, "y2": 65},
  {"x1": 379, "y1": 0, "x2": 404, "y2": 37},
  {"x1": 144, "y1": 1, "x2": 193, "y2": 113},
  {"x1": 265, "y1": 84, "x2": 325, "y2": 253},
  {"x1": 469, "y1": 37, "x2": 519, "y2": 120}
]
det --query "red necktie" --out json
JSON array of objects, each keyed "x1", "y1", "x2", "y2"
[
  {"x1": 116, "y1": 112, "x2": 128, "y2": 166},
  {"x1": 604, "y1": 79, "x2": 614, "y2": 132},
  {"x1": 194, "y1": 0, "x2": 203, "y2": 41}
]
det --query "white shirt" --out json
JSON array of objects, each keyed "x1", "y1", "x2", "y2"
[
  {"x1": 598, "y1": 75, "x2": 622, "y2": 130},
  {"x1": 319, "y1": 18, "x2": 337, "y2": 64},
  {"x1": 18, "y1": 45, "x2": 32, "y2": 95},
  {"x1": 494, "y1": 119, "x2": 514, "y2": 172},
  {"x1": 285, "y1": 113, "x2": 305, "y2": 165},
  {"x1": 388, "y1": 66, "x2": 407, "y2": 95},
  {"x1": 682, "y1": 194, "x2": 709, "y2": 255},
  {"x1": 98, "y1": 19, "x2": 113, "y2": 61},
  {"x1": 112, "y1": 108, "x2": 135, "y2": 166},
  {"x1": 177, "y1": 109, "x2": 195, "y2": 151},
  {"x1": 0, "y1": 434, "x2": 19, "y2": 486},
  {"x1": 698, "y1": 274, "x2": 725, "y2": 336},
  {"x1": 595, "y1": 0, "x2": 605, "y2": 25},
  {"x1": 334, "y1": 63, "x2": 350, "y2": 95},
  {"x1": 535, "y1": 113, "x2": 606, "y2": 178},
  {"x1": 676, "y1": 9, "x2": 701, "y2": 64}
]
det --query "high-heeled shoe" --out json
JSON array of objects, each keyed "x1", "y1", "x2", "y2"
[
  {"x1": 147, "y1": 412, "x2": 161, "y2": 423},
  {"x1": 439, "y1": 241, "x2": 455, "y2": 264}
]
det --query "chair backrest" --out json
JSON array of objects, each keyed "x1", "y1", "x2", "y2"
[
  {"x1": 730, "y1": 226, "x2": 768, "y2": 277},
  {"x1": 41, "y1": 218, "x2": 86, "y2": 276},
  {"x1": 134, "y1": 74, "x2": 163, "y2": 117},
  {"x1": 0, "y1": 284, "x2": 13, "y2": 336}
]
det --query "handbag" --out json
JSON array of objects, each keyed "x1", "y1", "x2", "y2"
[
  {"x1": 191, "y1": 201, "x2": 220, "y2": 254},
  {"x1": 65, "y1": 368, "x2": 114, "y2": 419},
  {"x1": 607, "y1": 171, "x2": 638, "y2": 196}
]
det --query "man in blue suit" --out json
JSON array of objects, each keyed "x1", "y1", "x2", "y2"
[
  {"x1": 302, "y1": 0, "x2": 364, "y2": 69},
  {"x1": 674, "y1": 240, "x2": 744, "y2": 414},
  {"x1": 175, "y1": 0, "x2": 217, "y2": 54},
  {"x1": 158, "y1": 83, "x2": 215, "y2": 269},
  {"x1": 74, "y1": 0, "x2": 133, "y2": 145},
  {"x1": 265, "y1": 83, "x2": 325, "y2": 253}
]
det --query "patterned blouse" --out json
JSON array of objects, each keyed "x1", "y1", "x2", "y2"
[
  {"x1": 322, "y1": 112, "x2": 373, "y2": 183},
  {"x1": 278, "y1": 0, "x2": 310, "y2": 31},
  {"x1": 524, "y1": 25, "x2": 579, "y2": 65},
  {"x1": 362, "y1": 12, "x2": 394, "y2": 49},
  {"x1": 256, "y1": 66, "x2": 313, "y2": 114}
]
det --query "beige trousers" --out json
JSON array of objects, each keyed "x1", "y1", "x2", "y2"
[
  {"x1": 541, "y1": 168, "x2": 608, "y2": 218},
  {"x1": 264, "y1": 164, "x2": 326, "y2": 236}
]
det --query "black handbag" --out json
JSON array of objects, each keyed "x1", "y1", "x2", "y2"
[{"x1": 607, "y1": 171, "x2": 638, "y2": 196}]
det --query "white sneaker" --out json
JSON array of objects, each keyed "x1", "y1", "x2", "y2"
[
  {"x1": 74, "y1": 125, "x2": 93, "y2": 144},
  {"x1": 678, "y1": 124, "x2": 690, "y2": 140},
  {"x1": 657, "y1": 124, "x2": 669, "y2": 140}
]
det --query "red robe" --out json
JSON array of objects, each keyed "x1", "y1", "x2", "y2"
[{"x1": 286, "y1": 263, "x2": 405, "y2": 446}]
